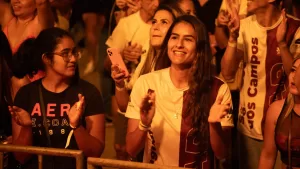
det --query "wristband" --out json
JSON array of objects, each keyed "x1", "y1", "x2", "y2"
[
  {"x1": 227, "y1": 41, "x2": 237, "y2": 48},
  {"x1": 138, "y1": 121, "x2": 151, "y2": 131},
  {"x1": 70, "y1": 123, "x2": 81, "y2": 130}
]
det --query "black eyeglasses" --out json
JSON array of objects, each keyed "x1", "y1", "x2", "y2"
[
  {"x1": 47, "y1": 47, "x2": 82, "y2": 62},
  {"x1": 148, "y1": 130, "x2": 157, "y2": 163}
]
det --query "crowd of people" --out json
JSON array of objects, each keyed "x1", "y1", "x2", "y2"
[{"x1": 0, "y1": 0, "x2": 299, "y2": 169}]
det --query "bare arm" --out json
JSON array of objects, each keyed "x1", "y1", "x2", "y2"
[
  {"x1": 220, "y1": 7, "x2": 244, "y2": 80},
  {"x1": 115, "y1": 88, "x2": 130, "y2": 112},
  {"x1": 209, "y1": 124, "x2": 231, "y2": 159},
  {"x1": 73, "y1": 114, "x2": 105, "y2": 157},
  {"x1": 9, "y1": 106, "x2": 33, "y2": 164},
  {"x1": 11, "y1": 121, "x2": 32, "y2": 163},
  {"x1": 0, "y1": 1, "x2": 13, "y2": 27},
  {"x1": 278, "y1": 42, "x2": 294, "y2": 75},
  {"x1": 126, "y1": 119, "x2": 148, "y2": 157},
  {"x1": 36, "y1": 0, "x2": 55, "y2": 29},
  {"x1": 258, "y1": 100, "x2": 283, "y2": 169},
  {"x1": 215, "y1": 26, "x2": 229, "y2": 49}
]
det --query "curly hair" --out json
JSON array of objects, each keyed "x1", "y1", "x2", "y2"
[{"x1": 155, "y1": 15, "x2": 214, "y2": 144}]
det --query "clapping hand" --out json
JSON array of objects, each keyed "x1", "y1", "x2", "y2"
[
  {"x1": 123, "y1": 42, "x2": 143, "y2": 64},
  {"x1": 140, "y1": 89, "x2": 155, "y2": 127},
  {"x1": 68, "y1": 94, "x2": 85, "y2": 128},
  {"x1": 208, "y1": 95, "x2": 231, "y2": 123},
  {"x1": 9, "y1": 106, "x2": 32, "y2": 127}
]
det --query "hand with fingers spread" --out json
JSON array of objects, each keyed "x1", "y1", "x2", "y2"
[
  {"x1": 9, "y1": 106, "x2": 32, "y2": 127},
  {"x1": 208, "y1": 95, "x2": 231, "y2": 123},
  {"x1": 276, "y1": 9, "x2": 288, "y2": 46},
  {"x1": 122, "y1": 42, "x2": 143, "y2": 64},
  {"x1": 140, "y1": 89, "x2": 155, "y2": 127},
  {"x1": 111, "y1": 64, "x2": 127, "y2": 88},
  {"x1": 68, "y1": 94, "x2": 85, "y2": 128}
]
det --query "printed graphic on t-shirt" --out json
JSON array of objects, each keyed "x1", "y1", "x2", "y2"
[{"x1": 31, "y1": 102, "x2": 71, "y2": 136}]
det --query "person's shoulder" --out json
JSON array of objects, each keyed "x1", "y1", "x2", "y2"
[
  {"x1": 20, "y1": 79, "x2": 40, "y2": 90},
  {"x1": 269, "y1": 99, "x2": 285, "y2": 110},
  {"x1": 77, "y1": 79, "x2": 100, "y2": 92}
]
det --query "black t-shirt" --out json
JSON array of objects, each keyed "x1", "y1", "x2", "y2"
[{"x1": 14, "y1": 79, "x2": 105, "y2": 169}]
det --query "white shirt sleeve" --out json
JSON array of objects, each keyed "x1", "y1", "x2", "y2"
[
  {"x1": 125, "y1": 76, "x2": 146, "y2": 120},
  {"x1": 215, "y1": 83, "x2": 234, "y2": 127},
  {"x1": 105, "y1": 18, "x2": 129, "y2": 51}
]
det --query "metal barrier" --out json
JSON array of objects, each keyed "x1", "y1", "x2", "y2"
[
  {"x1": 87, "y1": 157, "x2": 186, "y2": 169},
  {"x1": 0, "y1": 144, "x2": 84, "y2": 169}
]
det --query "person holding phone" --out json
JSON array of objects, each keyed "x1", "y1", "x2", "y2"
[
  {"x1": 125, "y1": 15, "x2": 233, "y2": 168},
  {"x1": 9, "y1": 28, "x2": 105, "y2": 169},
  {"x1": 110, "y1": 3, "x2": 184, "y2": 160}
]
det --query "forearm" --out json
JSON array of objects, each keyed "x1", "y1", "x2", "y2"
[
  {"x1": 258, "y1": 151, "x2": 277, "y2": 169},
  {"x1": 279, "y1": 43, "x2": 294, "y2": 75},
  {"x1": 209, "y1": 123, "x2": 228, "y2": 159},
  {"x1": 12, "y1": 125, "x2": 32, "y2": 163},
  {"x1": 215, "y1": 27, "x2": 229, "y2": 49},
  {"x1": 36, "y1": 0, "x2": 55, "y2": 29},
  {"x1": 115, "y1": 88, "x2": 130, "y2": 112},
  {"x1": 126, "y1": 126, "x2": 147, "y2": 157},
  {"x1": 73, "y1": 126, "x2": 104, "y2": 157},
  {"x1": 221, "y1": 37, "x2": 241, "y2": 80}
]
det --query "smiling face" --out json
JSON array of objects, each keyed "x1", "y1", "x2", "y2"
[
  {"x1": 167, "y1": 21, "x2": 197, "y2": 68},
  {"x1": 150, "y1": 9, "x2": 174, "y2": 49},
  {"x1": 45, "y1": 37, "x2": 78, "y2": 78},
  {"x1": 11, "y1": 0, "x2": 36, "y2": 17},
  {"x1": 289, "y1": 59, "x2": 300, "y2": 95}
]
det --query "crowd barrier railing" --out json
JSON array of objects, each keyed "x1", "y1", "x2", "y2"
[{"x1": 0, "y1": 144, "x2": 84, "y2": 169}]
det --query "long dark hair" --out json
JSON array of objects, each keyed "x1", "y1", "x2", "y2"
[
  {"x1": 155, "y1": 15, "x2": 214, "y2": 140},
  {"x1": 0, "y1": 30, "x2": 13, "y2": 105},
  {"x1": 140, "y1": 3, "x2": 184, "y2": 76}
]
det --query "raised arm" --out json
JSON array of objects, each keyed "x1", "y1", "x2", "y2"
[
  {"x1": 221, "y1": 7, "x2": 244, "y2": 80},
  {"x1": 36, "y1": 0, "x2": 55, "y2": 29},
  {"x1": 258, "y1": 100, "x2": 283, "y2": 169},
  {"x1": 0, "y1": 1, "x2": 13, "y2": 26},
  {"x1": 276, "y1": 10, "x2": 298, "y2": 75}
]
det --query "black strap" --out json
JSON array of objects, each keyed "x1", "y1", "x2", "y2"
[{"x1": 38, "y1": 84, "x2": 52, "y2": 147}]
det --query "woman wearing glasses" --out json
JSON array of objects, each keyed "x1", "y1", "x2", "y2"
[
  {"x1": 125, "y1": 15, "x2": 233, "y2": 168},
  {"x1": 9, "y1": 28, "x2": 105, "y2": 169}
]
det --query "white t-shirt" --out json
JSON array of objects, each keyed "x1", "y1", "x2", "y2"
[
  {"x1": 126, "y1": 68, "x2": 234, "y2": 168},
  {"x1": 237, "y1": 15, "x2": 300, "y2": 140}
]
